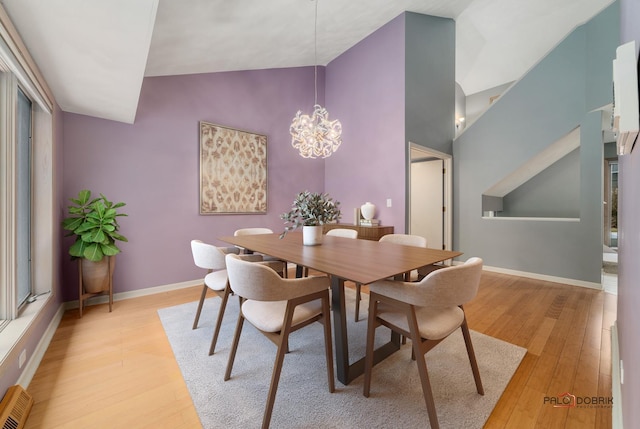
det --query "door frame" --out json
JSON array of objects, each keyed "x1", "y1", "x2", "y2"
[{"x1": 407, "y1": 142, "x2": 453, "y2": 251}]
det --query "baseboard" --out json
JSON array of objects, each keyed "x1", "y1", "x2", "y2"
[
  {"x1": 479, "y1": 264, "x2": 602, "y2": 289},
  {"x1": 612, "y1": 321, "x2": 623, "y2": 429},
  {"x1": 19, "y1": 303, "x2": 65, "y2": 388},
  {"x1": 64, "y1": 279, "x2": 202, "y2": 310}
]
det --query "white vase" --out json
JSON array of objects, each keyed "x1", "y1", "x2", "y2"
[
  {"x1": 302, "y1": 225, "x2": 323, "y2": 246},
  {"x1": 360, "y1": 202, "x2": 376, "y2": 220}
]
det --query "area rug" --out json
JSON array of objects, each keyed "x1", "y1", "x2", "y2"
[{"x1": 158, "y1": 288, "x2": 526, "y2": 429}]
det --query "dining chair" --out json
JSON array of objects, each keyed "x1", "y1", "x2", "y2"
[
  {"x1": 190, "y1": 239, "x2": 262, "y2": 355},
  {"x1": 234, "y1": 227, "x2": 288, "y2": 277},
  {"x1": 325, "y1": 229, "x2": 362, "y2": 320},
  {"x1": 302, "y1": 228, "x2": 359, "y2": 278},
  {"x1": 363, "y1": 257, "x2": 484, "y2": 429},
  {"x1": 326, "y1": 228, "x2": 359, "y2": 239},
  {"x1": 353, "y1": 233, "x2": 428, "y2": 322},
  {"x1": 224, "y1": 254, "x2": 335, "y2": 429}
]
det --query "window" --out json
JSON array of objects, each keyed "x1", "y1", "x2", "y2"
[
  {"x1": 0, "y1": 23, "x2": 54, "y2": 333},
  {"x1": 16, "y1": 87, "x2": 32, "y2": 308}
]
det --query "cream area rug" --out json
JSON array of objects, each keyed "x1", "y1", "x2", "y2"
[{"x1": 158, "y1": 288, "x2": 526, "y2": 429}]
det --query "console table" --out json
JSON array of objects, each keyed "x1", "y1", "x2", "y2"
[{"x1": 323, "y1": 224, "x2": 394, "y2": 241}]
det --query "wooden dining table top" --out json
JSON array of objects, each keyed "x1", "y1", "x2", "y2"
[{"x1": 219, "y1": 231, "x2": 462, "y2": 284}]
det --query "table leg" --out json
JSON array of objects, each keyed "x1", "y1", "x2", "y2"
[
  {"x1": 331, "y1": 276, "x2": 401, "y2": 385},
  {"x1": 330, "y1": 276, "x2": 350, "y2": 384}
]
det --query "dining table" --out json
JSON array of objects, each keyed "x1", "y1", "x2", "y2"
[{"x1": 219, "y1": 231, "x2": 462, "y2": 385}]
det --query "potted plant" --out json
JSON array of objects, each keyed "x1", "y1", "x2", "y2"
[
  {"x1": 62, "y1": 189, "x2": 128, "y2": 293},
  {"x1": 280, "y1": 191, "x2": 341, "y2": 245}
]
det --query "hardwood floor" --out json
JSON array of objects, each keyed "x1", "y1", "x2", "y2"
[{"x1": 24, "y1": 270, "x2": 615, "y2": 428}]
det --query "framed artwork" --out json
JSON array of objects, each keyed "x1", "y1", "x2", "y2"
[{"x1": 199, "y1": 121, "x2": 267, "y2": 214}]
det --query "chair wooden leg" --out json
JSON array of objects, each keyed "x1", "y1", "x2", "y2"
[
  {"x1": 363, "y1": 294, "x2": 379, "y2": 397},
  {"x1": 192, "y1": 284, "x2": 208, "y2": 329},
  {"x1": 414, "y1": 345, "x2": 440, "y2": 429},
  {"x1": 224, "y1": 311, "x2": 245, "y2": 381},
  {"x1": 208, "y1": 285, "x2": 231, "y2": 355},
  {"x1": 262, "y1": 303, "x2": 296, "y2": 429},
  {"x1": 354, "y1": 283, "x2": 362, "y2": 322},
  {"x1": 460, "y1": 315, "x2": 484, "y2": 395},
  {"x1": 407, "y1": 310, "x2": 440, "y2": 429}
]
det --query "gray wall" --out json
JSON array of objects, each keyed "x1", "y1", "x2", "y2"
[
  {"x1": 404, "y1": 12, "x2": 455, "y2": 156},
  {"x1": 618, "y1": 0, "x2": 640, "y2": 425},
  {"x1": 464, "y1": 81, "x2": 514, "y2": 126},
  {"x1": 453, "y1": 2, "x2": 619, "y2": 283},
  {"x1": 500, "y1": 148, "x2": 580, "y2": 218},
  {"x1": 604, "y1": 141, "x2": 618, "y2": 158}
]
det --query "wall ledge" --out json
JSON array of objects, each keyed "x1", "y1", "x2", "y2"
[{"x1": 482, "y1": 216, "x2": 580, "y2": 222}]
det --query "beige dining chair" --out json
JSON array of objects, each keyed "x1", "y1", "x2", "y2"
[
  {"x1": 353, "y1": 233, "x2": 428, "y2": 322},
  {"x1": 363, "y1": 257, "x2": 485, "y2": 429},
  {"x1": 302, "y1": 228, "x2": 359, "y2": 278},
  {"x1": 224, "y1": 254, "x2": 335, "y2": 429},
  {"x1": 190, "y1": 240, "x2": 243, "y2": 355},
  {"x1": 326, "y1": 228, "x2": 359, "y2": 239},
  {"x1": 234, "y1": 227, "x2": 288, "y2": 277}
]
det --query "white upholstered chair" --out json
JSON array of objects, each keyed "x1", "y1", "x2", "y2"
[
  {"x1": 325, "y1": 228, "x2": 362, "y2": 319},
  {"x1": 302, "y1": 228, "x2": 358, "y2": 278},
  {"x1": 326, "y1": 228, "x2": 358, "y2": 239},
  {"x1": 234, "y1": 227, "x2": 288, "y2": 277},
  {"x1": 224, "y1": 254, "x2": 335, "y2": 429},
  {"x1": 190, "y1": 239, "x2": 243, "y2": 355},
  {"x1": 353, "y1": 234, "x2": 428, "y2": 322},
  {"x1": 363, "y1": 257, "x2": 485, "y2": 429}
]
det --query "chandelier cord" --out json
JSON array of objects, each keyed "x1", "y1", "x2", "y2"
[
  {"x1": 289, "y1": 0, "x2": 342, "y2": 159},
  {"x1": 313, "y1": 0, "x2": 318, "y2": 106}
]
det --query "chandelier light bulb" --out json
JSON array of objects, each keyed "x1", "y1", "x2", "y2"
[{"x1": 290, "y1": 104, "x2": 342, "y2": 158}]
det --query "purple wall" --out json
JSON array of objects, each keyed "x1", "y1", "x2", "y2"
[
  {"x1": 62, "y1": 68, "x2": 325, "y2": 300},
  {"x1": 324, "y1": 13, "x2": 406, "y2": 231},
  {"x1": 618, "y1": 0, "x2": 640, "y2": 424}
]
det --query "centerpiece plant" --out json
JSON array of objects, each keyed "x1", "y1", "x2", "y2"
[{"x1": 280, "y1": 191, "x2": 341, "y2": 244}]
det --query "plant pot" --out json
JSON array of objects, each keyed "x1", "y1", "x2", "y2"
[
  {"x1": 303, "y1": 225, "x2": 323, "y2": 246},
  {"x1": 81, "y1": 256, "x2": 115, "y2": 293}
]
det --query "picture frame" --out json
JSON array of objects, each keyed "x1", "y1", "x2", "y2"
[{"x1": 199, "y1": 121, "x2": 267, "y2": 214}]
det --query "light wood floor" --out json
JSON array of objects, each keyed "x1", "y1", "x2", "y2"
[{"x1": 24, "y1": 270, "x2": 615, "y2": 429}]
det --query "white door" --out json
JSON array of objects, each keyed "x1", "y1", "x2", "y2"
[{"x1": 410, "y1": 159, "x2": 444, "y2": 249}]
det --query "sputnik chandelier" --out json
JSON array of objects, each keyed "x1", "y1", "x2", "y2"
[{"x1": 290, "y1": 0, "x2": 342, "y2": 159}]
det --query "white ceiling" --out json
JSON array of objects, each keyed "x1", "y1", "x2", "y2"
[{"x1": 1, "y1": 0, "x2": 613, "y2": 124}]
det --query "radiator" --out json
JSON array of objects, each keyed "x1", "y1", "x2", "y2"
[{"x1": 0, "y1": 385, "x2": 33, "y2": 429}]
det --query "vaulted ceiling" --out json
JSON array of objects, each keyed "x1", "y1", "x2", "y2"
[{"x1": 1, "y1": 0, "x2": 614, "y2": 123}]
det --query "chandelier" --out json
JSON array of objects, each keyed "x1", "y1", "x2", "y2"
[{"x1": 290, "y1": 0, "x2": 342, "y2": 159}]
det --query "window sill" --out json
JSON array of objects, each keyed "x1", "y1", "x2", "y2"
[{"x1": 0, "y1": 295, "x2": 51, "y2": 369}]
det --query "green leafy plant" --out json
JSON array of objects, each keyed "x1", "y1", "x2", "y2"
[
  {"x1": 280, "y1": 191, "x2": 341, "y2": 238},
  {"x1": 62, "y1": 189, "x2": 128, "y2": 262}
]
